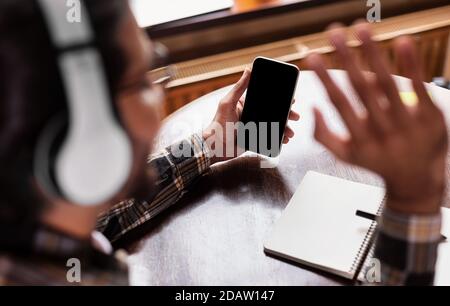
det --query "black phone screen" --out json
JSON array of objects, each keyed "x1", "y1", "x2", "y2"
[{"x1": 239, "y1": 57, "x2": 299, "y2": 157}]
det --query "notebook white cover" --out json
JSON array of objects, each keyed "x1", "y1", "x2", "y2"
[
  {"x1": 264, "y1": 171, "x2": 385, "y2": 279},
  {"x1": 265, "y1": 171, "x2": 450, "y2": 284}
]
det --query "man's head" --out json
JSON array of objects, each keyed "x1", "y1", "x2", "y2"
[{"x1": 0, "y1": 0, "x2": 162, "y2": 240}]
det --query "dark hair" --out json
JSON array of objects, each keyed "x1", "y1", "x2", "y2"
[{"x1": 0, "y1": 0, "x2": 127, "y2": 244}]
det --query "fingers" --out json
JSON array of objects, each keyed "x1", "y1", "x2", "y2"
[
  {"x1": 328, "y1": 25, "x2": 390, "y2": 133},
  {"x1": 283, "y1": 136, "x2": 290, "y2": 144},
  {"x1": 289, "y1": 110, "x2": 300, "y2": 121},
  {"x1": 288, "y1": 98, "x2": 300, "y2": 120},
  {"x1": 394, "y1": 36, "x2": 433, "y2": 110},
  {"x1": 306, "y1": 53, "x2": 364, "y2": 141},
  {"x1": 283, "y1": 99, "x2": 299, "y2": 144},
  {"x1": 282, "y1": 125, "x2": 295, "y2": 144},
  {"x1": 354, "y1": 23, "x2": 408, "y2": 123},
  {"x1": 313, "y1": 108, "x2": 350, "y2": 161},
  {"x1": 223, "y1": 68, "x2": 251, "y2": 108},
  {"x1": 285, "y1": 125, "x2": 295, "y2": 138}
]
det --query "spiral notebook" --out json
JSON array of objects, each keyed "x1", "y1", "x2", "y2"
[
  {"x1": 264, "y1": 171, "x2": 384, "y2": 280},
  {"x1": 264, "y1": 171, "x2": 450, "y2": 284}
]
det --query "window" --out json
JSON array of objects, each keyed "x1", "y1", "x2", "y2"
[{"x1": 131, "y1": 0, "x2": 233, "y2": 27}]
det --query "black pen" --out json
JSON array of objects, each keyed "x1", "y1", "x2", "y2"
[{"x1": 355, "y1": 210, "x2": 447, "y2": 242}]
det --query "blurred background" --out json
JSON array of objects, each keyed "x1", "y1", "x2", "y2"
[{"x1": 133, "y1": 0, "x2": 450, "y2": 117}]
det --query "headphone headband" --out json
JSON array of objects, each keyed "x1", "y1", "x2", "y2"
[{"x1": 37, "y1": 0, "x2": 93, "y2": 48}]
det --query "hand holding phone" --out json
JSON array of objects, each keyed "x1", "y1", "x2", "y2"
[
  {"x1": 239, "y1": 57, "x2": 299, "y2": 157},
  {"x1": 202, "y1": 62, "x2": 299, "y2": 164}
]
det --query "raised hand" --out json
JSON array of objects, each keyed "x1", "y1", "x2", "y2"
[{"x1": 306, "y1": 23, "x2": 448, "y2": 214}]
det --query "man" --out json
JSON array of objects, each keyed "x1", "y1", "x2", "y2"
[
  {"x1": 0, "y1": 1, "x2": 446, "y2": 286},
  {"x1": 0, "y1": 0, "x2": 297, "y2": 285}
]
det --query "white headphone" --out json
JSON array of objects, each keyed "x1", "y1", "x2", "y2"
[{"x1": 34, "y1": 0, "x2": 133, "y2": 206}]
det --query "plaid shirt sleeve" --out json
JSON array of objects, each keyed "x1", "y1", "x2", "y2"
[
  {"x1": 96, "y1": 133, "x2": 211, "y2": 243},
  {"x1": 374, "y1": 207, "x2": 442, "y2": 285}
]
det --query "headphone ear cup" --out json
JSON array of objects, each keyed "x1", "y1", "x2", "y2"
[
  {"x1": 34, "y1": 113, "x2": 68, "y2": 199},
  {"x1": 55, "y1": 120, "x2": 133, "y2": 206},
  {"x1": 35, "y1": 111, "x2": 133, "y2": 206}
]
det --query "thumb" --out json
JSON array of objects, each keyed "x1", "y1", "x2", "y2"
[{"x1": 222, "y1": 68, "x2": 251, "y2": 108}]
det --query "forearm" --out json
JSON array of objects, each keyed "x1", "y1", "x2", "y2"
[{"x1": 96, "y1": 133, "x2": 211, "y2": 242}]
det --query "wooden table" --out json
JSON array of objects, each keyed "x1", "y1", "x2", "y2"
[{"x1": 127, "y1": 70, "x2": 450, "y2": 285}]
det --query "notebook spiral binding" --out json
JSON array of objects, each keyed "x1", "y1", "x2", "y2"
[{"x1": 349, "y1": 194, "x2": 386, "y2": 277}]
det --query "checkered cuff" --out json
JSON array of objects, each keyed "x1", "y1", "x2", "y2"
[
  {"x1": 375, "y1": 208, "x2": 442, "y2": 280},
  {"x1": 379, "y1": 208, "x2": 442, "y2": 243},
  {"x1": 164, "y1": 133, "x2": 211, "y2": 192},
  {"x1": 191, "y1": 133, "x2": 212, "y2": 173}
]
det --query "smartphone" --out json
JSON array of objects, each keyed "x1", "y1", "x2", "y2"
[{"x1": 238, "y1": 57, "x2": 299, "y2": 157}]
